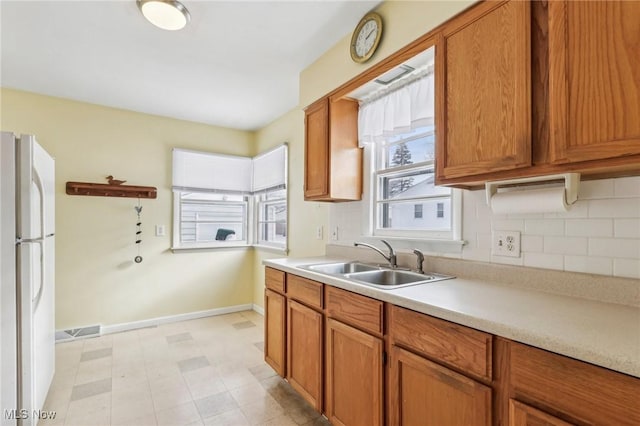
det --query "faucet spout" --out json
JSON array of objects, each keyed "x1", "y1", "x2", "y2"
[{"x1": 354, "y1": 240, "x2": 397, "y2": 268}]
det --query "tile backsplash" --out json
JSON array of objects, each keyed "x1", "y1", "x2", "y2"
[{"x1": 329, "y1": 176, "x2": 640, "y2": 279}]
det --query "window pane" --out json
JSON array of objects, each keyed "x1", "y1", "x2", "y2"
[
  {"x1": 379, "y1": 169, "x2": 449, "y2": 200},
  {"x1": 384, "y1": 127, "x2": 435, "y2": 168},
  {"x1": 379, "y1": 198, "x2": 451, "y2": 230},
  {"x1": 259, "y1": 202, "x2": 287, "y2": 222},
  {"x1": 180, "y1": 192, "x2": 246, "y2": 244},
  {"x1": 258, "y1": 222, "x2": 287, "y2": 245}
]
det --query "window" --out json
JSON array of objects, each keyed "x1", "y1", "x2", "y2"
[
  {"x1": 172, "y1": 145, "x2": 287, "y2": 250},
  {"x1": 414, "y1": 204, "x2": 423, "y2": 219},
  {"x1": 374, "y1": 126, "x2": 453, "y2": 238},
  {"x1": 256, "y1": 188, "x2": 287, "y2": 247}
]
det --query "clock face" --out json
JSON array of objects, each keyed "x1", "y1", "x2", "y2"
[{"x1": 350, "y1": 13, "x2": 382, "y2": 63}]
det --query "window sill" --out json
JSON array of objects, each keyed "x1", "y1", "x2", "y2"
[
  {"x1": 171, "y1": 244, "x2": 251, "y2": 253},
  {"x1": 171, "y1": 244, "x2": 288, "y2": 254},
  {"x1": 253, "y1": 244, "x2": 289, "y2": 255}
]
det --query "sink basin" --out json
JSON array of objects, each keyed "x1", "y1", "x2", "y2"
[
  {"x1": 299, "y1": 261, "x2": 454, "y2": 290},
  {"x1": 345, "y1": 269, "x2": 453, "y2": 289},
  {"x1": 302, "y1": 262, "x2": 379, "y2": 275}
]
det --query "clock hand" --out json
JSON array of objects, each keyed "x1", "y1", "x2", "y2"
[{"x1": 365, "y1": 29, "x2": 375, "y2": 40}]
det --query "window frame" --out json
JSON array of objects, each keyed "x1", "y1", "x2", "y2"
[
  {"x1": 254, "y1": 188, "x2": 288, "y2": 250},
  {"x1": 371, "y1": 127, "x2": 461, "y2": 241},
  {"x1": 171, "y1": 144, "x2": 289, "y2": 252}
]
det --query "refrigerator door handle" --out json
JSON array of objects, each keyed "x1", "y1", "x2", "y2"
[{"x1": 17, "y1": 239, "x2": 45, "y2": 309}]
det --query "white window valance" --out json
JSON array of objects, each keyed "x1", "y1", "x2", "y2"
[
  {"x1": 358, "y1": 68, "x2": 434, "y2": 146},
  {"x1": 172, "y1": 144, "x2": 287, "y2": 194}
]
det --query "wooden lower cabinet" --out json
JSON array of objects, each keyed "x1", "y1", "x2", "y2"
[
  {"x1": 325, "y1": 318, "x2": 383, "y2": 426},
  {"x1": 390, "y1": 345, "x2": 492, "y2": 426},
  {"x1": 509, "y1": 400, "x2": 573, "y2": 426},
  {"x1": 287, "y1": 299, "x2": 323, "y2": 411},
  {"x1": 264, "y1": 289, "x2": 285, "y2": 377}
]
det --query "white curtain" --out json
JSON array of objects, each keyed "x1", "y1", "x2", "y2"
[{"x1": 358, "y1": 70, "x2": 434, "y2": 146}]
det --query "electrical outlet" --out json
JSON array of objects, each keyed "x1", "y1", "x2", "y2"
[
  {"x1": 492, "y1": 231, "x2": 521, "y2": 257},
  {"x1": 316, "y1": 226, "x2": 323, "y2": 240}
]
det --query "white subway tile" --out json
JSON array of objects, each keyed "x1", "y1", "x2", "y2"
[
  {"x1": 578, "y1": 179, "x2": 614, "y2": 199},
  {"x1": 588, "y1": 198, "x2": 640, "y2": 218},
  {"x1": 543, "y1": 236, "x2": 588, "y2": 255},
  {"x1": 614, "y1": 176, "x2": 640, "y2": 198},
  {"x1": 462, "y1": 246, "x2": 491, "y2": 262},
  {"x1": 613, "y1": 258, "x2": 640, "y2": 279},
  {"x1": 614, "y1": 219, "x2": 640, "y2": 239},
  {"x1": 588, "y1": 238, "x2": 640, "y2": 259},
  {"x1": 490, "y1": 255, "x2": 524, "y2": 266},
  {"x1": 565, "y1": 219, "x2": 613, "y2": 237},
  {"x1": 564, "y1": 255, "x2": 613, "y2": 276},
  {"x1": 491, "y1": 219, "x2": 524, "y2": 232},
  {"x1": 521, "y1": 235, "x2": 543, "y2": 252},
  {"x1": 524, "y1": 219, "x2": 564, "y2": 236},
  {"x1": 477, "y1": 233, "x2": 492, "y2": 250},
  {"x1": 523, "y1": 252, "x2": 564, "y2": 271}
]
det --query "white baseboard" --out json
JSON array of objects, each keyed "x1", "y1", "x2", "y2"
[
  {"x1": 252, "y1": 304, "x2": 264, "y2": 316},
  {"x1": 99, "y1": 304, "x2": 254, "y2": 335}
]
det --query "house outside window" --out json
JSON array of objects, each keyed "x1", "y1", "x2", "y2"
[{"x1": 414, "y1": 204, "x2": 423, "y2": 219}]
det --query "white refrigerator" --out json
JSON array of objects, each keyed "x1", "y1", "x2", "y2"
[{"x1": 1, "y1": 132, "x2": 55, "y2": 426}]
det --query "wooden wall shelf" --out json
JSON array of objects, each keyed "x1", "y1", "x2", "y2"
[{"x1": 66, "y1": 181, "x2": 157, "y2": 199}]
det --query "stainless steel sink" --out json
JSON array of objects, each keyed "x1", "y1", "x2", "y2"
[
  {"x1": 301, "y1": 261, "x2": 379, "y2": 275},
  {"x1": 345, "y1": 269, "x2": 453, "y2": 289},
  {"x1": 299, "y1": 261, "x2": 454, "y2": 290}
]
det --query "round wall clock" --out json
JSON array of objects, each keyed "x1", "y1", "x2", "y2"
[{"x1": 350, "y1": 12, "x2": 383, "y2": 64}]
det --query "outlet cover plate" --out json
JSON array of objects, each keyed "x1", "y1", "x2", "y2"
[{"x1": 492, "y1": 231, "x2": 521, "y2": 257}]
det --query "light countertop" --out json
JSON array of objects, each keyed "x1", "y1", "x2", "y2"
[{"x1": 263, "y1": 256, "x2": 640, "y2": 379}]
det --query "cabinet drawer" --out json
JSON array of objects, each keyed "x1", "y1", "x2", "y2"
[
  {"x1": 325, "y1": 286, "x2": 383, "y2": 336},
  {"x1": 390, "y1": 306, "x2": 492, "y2": 380},
  {"x1": 265, "y1": 267, "x2": 285, "y2": 293},
  {"x1": 287, "y1": 274, "x2": 323, "y2": 309},
  {"x1": 510, "y1": 342, "x2": 640, "y2": 425}
]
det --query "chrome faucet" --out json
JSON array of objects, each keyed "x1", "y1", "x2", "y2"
[
  {"x1": 413, "y1": 249, "x2": 425, "y2": 274},
  {"x1": 354, "y1": 240, "x2": 397, "y2": 268}
]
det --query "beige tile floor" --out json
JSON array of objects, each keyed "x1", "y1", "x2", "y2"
[{"x1": 44, "y1": 311, "x2": 331, "y2": 426}]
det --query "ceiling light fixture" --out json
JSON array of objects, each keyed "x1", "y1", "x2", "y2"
[{"x1": 137, "y1": 0, "x2": 190, "y2": 31}]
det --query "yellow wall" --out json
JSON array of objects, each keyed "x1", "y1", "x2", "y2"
[
  {"x1": 252, "y1": 0, "x2": 474, "y2": 308},
  {"x1": 1, "y1": 88, "x2": 256, "y2": 329},
  {"x1": 252, "y1": 109, "x2": 329, "y2": 307},
  {"x1": 299, "y1": 0, "x2": 474, "y2": 107}
]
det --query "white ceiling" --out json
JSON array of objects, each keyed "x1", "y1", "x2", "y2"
[{"x1": 1, "y1": 0, "x2": 381, "y2": 131}]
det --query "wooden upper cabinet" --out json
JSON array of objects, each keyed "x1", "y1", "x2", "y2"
[
  {"x1": 548, "y1": 0, "x2": 640, "y2": 164},
  {"x1": 304, "y1": 97, "x2": 362, "y2": 201},
  {"x1": 436, "y1": 0, "x2": 531, "y2": 182}
]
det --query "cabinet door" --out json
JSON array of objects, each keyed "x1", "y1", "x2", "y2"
[
  {"x1": 389, "y1": 345, "x2": 491, "y2": 426},
  {"x1": 287, "y1": 300, "x2": 323, "y2": 411},
  {"x1": 325, "y1": 318, "x2": 383, "y2": 426},
  {"x1": 264, "y1": 289, "x2": 285, "y2": 377},
  {"x1": 549, "y1": 1, "x2": 640, "y2": 164},
  {"x1": 304, "y1": 98, "x2": 329, "y2": 199},
  {"x1": 509, "y1": 400, "x2": 573, "y2": 426},
  {"x1": 437, "y1": 0, "x2": 531, "y2": 181}
]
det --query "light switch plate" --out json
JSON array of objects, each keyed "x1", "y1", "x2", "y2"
[{"x1": 155, "y1": 225, "x2": 166, "y2": 237}]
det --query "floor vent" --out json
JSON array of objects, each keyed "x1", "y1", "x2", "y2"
[{"x1": 55, "y1": 325, "x2": 101, "y2": 342}]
